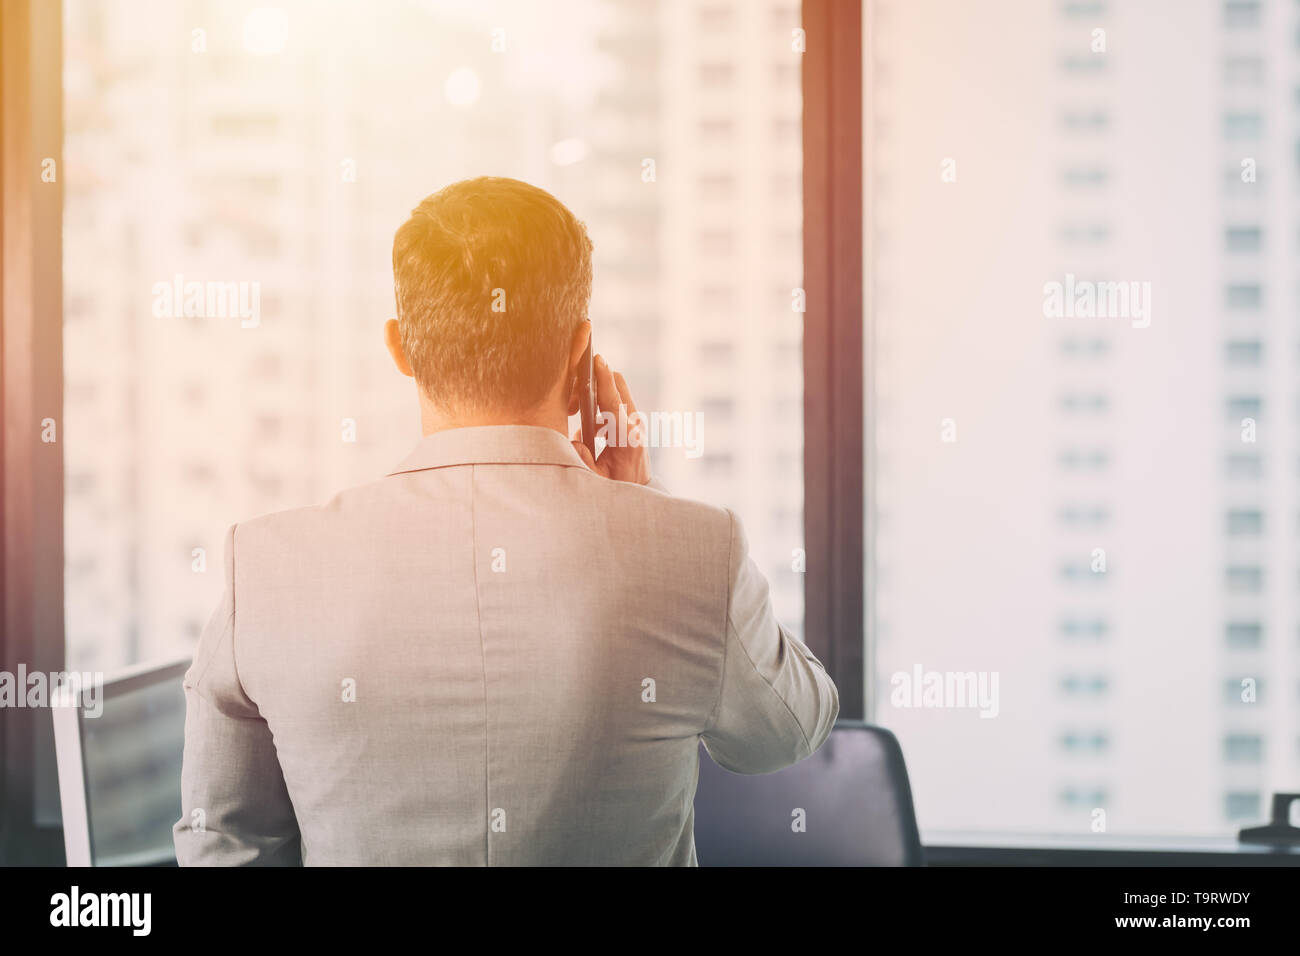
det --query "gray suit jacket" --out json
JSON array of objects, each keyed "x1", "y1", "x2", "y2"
[{"x1": 174, "y1": 425, "x2": 839, "y2": 865}]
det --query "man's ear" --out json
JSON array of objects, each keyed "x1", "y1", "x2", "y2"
[
  {"x1": 385, "y1": 319, "x2": 415, "y2": 377},
  {"x1": 566, "y1": 320, "x2": 592, "y2": 415}
]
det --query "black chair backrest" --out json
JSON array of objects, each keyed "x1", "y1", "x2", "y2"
[{"x1": 693, "y1": 722, "x2": 923, "y2": 866}]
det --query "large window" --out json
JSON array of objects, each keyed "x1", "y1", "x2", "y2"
[
  {"x1": 867, "y1": 0, "x2": 1298, "y2": 837},
  {"x1": 62, "y1": 0, "x2": 804, "y2": 672}
]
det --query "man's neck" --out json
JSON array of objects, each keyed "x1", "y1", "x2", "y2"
[{"x1": 418, "y1": 399, "x2": 568, "y2": 438}]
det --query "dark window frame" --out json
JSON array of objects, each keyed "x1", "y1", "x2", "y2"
[
  {"x1": 1, "y1": 0, "x2": 65, "y2": 865},
  {"x1": 801, "y1": 0, "x2": 865, "y2": 719}
]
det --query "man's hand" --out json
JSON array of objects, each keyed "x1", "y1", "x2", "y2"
[{"x1": 571, "y1": 353, "x2": 652, "y2": 485}]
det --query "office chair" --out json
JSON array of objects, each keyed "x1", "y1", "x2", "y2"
[{"x1": 693, "y1": 722, "x2": 923, "y2": 866}]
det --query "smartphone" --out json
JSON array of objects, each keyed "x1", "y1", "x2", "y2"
[{"x1": 577, "y1": 338, "x2": 597, "y2": 459}]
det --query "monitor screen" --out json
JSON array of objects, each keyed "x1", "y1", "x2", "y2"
[{"x1": 79, "y1": 673, "x2": 186, "y2": 866}]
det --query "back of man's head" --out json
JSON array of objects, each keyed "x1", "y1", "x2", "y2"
[{"x1": 392, "y1": 177, "x2": 593, "y2": 415}]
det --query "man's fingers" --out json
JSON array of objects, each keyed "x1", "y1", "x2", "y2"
[
  {"x1": 593, "y1": 353, "x2": 624, "y2": 417},
  {"x1": 612, "y1": 371, "x2": 638, "y2": 416}
]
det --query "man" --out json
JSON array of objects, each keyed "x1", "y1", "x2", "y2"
[{"x1": 174, "y1": 176, "x2": 839, "y2": 866}]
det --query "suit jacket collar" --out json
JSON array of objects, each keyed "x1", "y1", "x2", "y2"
[{"x1": 388, "y1": 425, "x2": 587, "y2": 476}]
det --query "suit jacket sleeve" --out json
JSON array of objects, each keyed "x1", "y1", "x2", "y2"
[
  {"x1": 701, "y1": 510, "x2": 840, "y2": 773},
  {"x1": 173, "y1": 524, "x2": 302, "y2": 865}
]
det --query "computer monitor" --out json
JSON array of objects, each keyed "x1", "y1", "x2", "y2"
[{"x1": 53, "y1": 657, "x2": 189, "y2": 866}]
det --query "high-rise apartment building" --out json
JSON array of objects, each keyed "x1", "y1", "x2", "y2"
[{"x1": 869, "y1": 0, "x2": 1297, "y2": 836}]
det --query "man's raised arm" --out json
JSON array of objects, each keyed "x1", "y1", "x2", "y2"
[{"x1": 701, "y1": 512, "x2": 840, "y2": 774}]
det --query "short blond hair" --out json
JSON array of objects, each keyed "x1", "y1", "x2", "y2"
[{"x1": 392, "y1": 177, "x2": 593, "y2": 413}]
